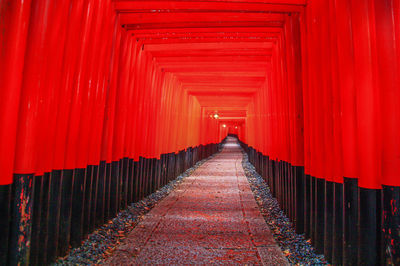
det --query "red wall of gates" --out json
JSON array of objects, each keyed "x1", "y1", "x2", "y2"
[
  {"x1": 0, "y1": 0, "x2": 222, "y2": 264},
  {"x1": 244, "y1": 1, "x2": 400, "y2": 265},
  {"x1": 245, "y1": 0, "x2": 400, "y2": 189},
  {"x1": 0, "y1": 0, "x2": 222, "y2": 186}
]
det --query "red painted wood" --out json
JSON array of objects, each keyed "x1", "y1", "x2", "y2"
[
  {"x1": 0, "y1": 0, "x2": 398, "y2": 191},
  {"x1": 0, "y1": 0, "x2": 32, "y2": 184}
]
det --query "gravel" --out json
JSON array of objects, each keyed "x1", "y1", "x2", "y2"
[
  {"x1": 54, "y1": 155, "x2": 215, "y2": 265},
  {"x1": 241, "y1": 151, "x2": 328, "y2": 265}
]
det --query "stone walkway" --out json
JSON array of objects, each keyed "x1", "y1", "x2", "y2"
[{"x1": 106, "y1": 137, "x2": 288, "y2": 265}]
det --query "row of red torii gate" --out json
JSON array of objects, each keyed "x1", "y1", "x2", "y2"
[{"x1": 0, "y1": 0, "x2": 399, "y2": 265}]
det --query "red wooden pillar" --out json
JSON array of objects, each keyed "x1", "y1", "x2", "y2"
[
  {"x1": 11, "y1": 0, "x2": 57, "y2": 263},
  {"x1": 64, "y1": 0, "x2": 96, "y2": 253},
  {"x1": 299, "y1": 6, "x2": 312, "y2": 239},
  {"x1": 374, "y1": 1, "x2": 400, "y2": 264},
  {"x1": 0, "y1": 0, "x2": 32, "y2": 263},
  {"x1": 351, "y1": 1, "x2": 381, "y2": 264}
]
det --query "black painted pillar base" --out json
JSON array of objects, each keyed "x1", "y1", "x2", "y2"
[
  {"x1": 38, "y1": 172, "x2": 50, "y2": 265},
  {"x1": 264, "y1": 156, "x2": 268, "y2": 181},
  {"x1": 343, "y1": 177, "x2": 358, "y2": 266},
  {"x1": 90, "y1": 164, "x2": 99, "y2": 233},
  {"x1": 282, "y1": 161, "x2": 287, "y2": 215},
  {"x1": 121, "y1": 158, "x2": 129, "y2": 211},
  {"x1": 70, "y1": 168, "x2": 85, "y2": 248},
  {"x1": 271, "y1": 160, "x2": 277, "y2": 198},
  {"x1": 158, "y1": 157, "x2": 163, "y2": 190},
  {"x1": 0, "y1": 184, "x2": 12, "y2": 264},
  {"x1": 137, "y1": 158, "x2": 143, "y2": 201},
  {"x1": 170, "y1": 153, "x2": 176, "y2": 181},
  {"x1": 295, "y1": 166, "x2": 305, "y2": 234},
  {"x1": 160, "y1": 155, "x2": 166, "y2": 188},
  {"x1": 156, "y1": 158, "x2": 161, "y2": 190},
  {"x1": 310, "y1": 176, "x2": 316, "y2": 244},
  {"x1": 265, "y1": 156, "x2": 270, "y2": 184},
  {"x1": 332, "y1": 182, "x2": 343, "y2": 265},
  {"x1": 382, "y1": 185, "x2": 400, "y2": 265},
  {"x1": 149, "y1": 158, "x2": 156, "y2": 194},
  {"x1": 153, "y1": 158, "x2": 157, "y2": 186},
  {"x1": 174, "y1": 153, "x2": 180, "y2": 178},
  {"x1": 104, "y1": 162, "x2": 111, "y2": 221},
  {"x1": 58, "y1": 169, "x2": 74, "y2": 257},
  {"x1": 30, "y1": 175, "x2": 42, "y2": 265},
  {"x1": 144, "y1": 157, "x2": 150, "y2": 198},
  {"x1": 47, "y1": 170, "x2": 62, "y2": 263},
  {"x1": 110, "y1": 161, "x2": 119, "y2": 217},
  {"x1": 82, "y1": 165, "x2": 93, "y2": 238},
  {"x1": 289, "y1": 163, "x2": 294, "y2": 222},
  {"x1": 315, "y1": 178, "x2": 325, "y2": 254},
  {"x1": 324, "y1": 180, "x2": 334, "y2": 262},
  {"x1": 139, "y1": 158, "x2": 144, "y2": 201},
  {"x1": 133, "y1": 161, "x2": 139, "y2": 203},
  {"x1": 127, "y1": 158, "x2": 134, "y2": 205},
  {"x1": 269, "y1": 159, "x2": 274, "y2": 196},
  {"x1": 9, "y1": 174, "x2": 34, "y2": 265},
  {"x1": 83, "y1": 165, "x2": 93, "y2": 238},
  {"x1": 144, "y1": 158, "x2": 150, "y2": 197},
  {"x1": 358, "y1": 187, "x2": 379, "y2": 265},
  {"x1": 155, "y1": 158, "x2": 161, "y2": 191},
  {"x1": 96, "y1": 161, "x2": 106, "y2": 227},
  {"x1": 304, "y1": 174, "x2": 311, "y2": 238}
]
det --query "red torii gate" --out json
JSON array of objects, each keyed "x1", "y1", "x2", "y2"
[{"x1": 0, "y1": 0, "x2": 399, "y2": 265}]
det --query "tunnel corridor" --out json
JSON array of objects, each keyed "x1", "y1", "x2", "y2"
[{"x1": 1, "y1": 0, "x2": 399, "y2": 265}]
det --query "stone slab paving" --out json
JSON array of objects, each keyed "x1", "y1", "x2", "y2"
[{"x1": 106, "y1": 138, "x2": 289, "y2": 265}]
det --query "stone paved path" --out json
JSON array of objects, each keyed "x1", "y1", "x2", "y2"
[{"x1": 106, "y1": 137, "x2": 288, "y2": 265}]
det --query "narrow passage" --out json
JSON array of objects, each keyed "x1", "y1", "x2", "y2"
[{"x1": 106, "y1": 137, "x2": 288, "y2": 265}]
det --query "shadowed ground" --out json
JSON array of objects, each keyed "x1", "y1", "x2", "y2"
[{"x1": 106, "y1": 137, "x2": 288, "y2": 265}]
